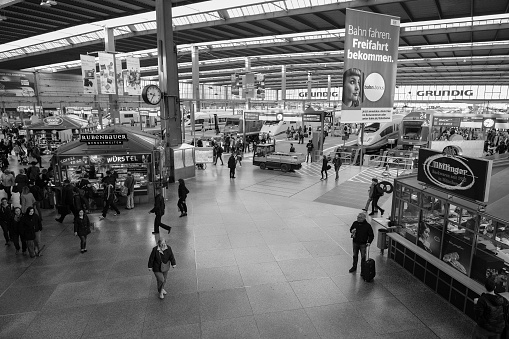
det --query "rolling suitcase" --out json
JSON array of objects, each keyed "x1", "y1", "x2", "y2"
[{"x1": 361, "y1": 244, "x2": 376, "y2": 282}]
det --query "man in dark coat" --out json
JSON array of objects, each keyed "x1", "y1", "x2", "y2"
[
  {"x1": 0, "y1": 198, "x2": 13, "y2": 245},
  {"x1": 149, "y1": 187, "x2": 171, "y2": 234},
  {"x1": 349, "y1": 213, "x2": 374, "y2": 273},
  {"x1": 99, "y1": 182, "x2": 120, "y2": 220},
  {"x1": 228, "y1": 154, "x2": 236, "y2": 179},
  {"x1": 55, "y1": 180, "x2": 75, "y2": 223},
  {"x1": 14, "y1": 169, "x2": 29, "y2": 192}
]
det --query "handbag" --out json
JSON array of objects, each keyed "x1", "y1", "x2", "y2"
[
  {"x1": 159, "y1": 251, "x2": 170, "y2": 272},
  {"x1": 326, "y1": 164, "x2": 331, "y2": 170}
]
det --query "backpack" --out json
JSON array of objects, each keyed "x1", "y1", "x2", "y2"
[{"x1": 375, "y1": 184, "x2": 384, "y2": 197}]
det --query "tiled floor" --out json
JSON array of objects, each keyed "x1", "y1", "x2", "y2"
[{"x1": 0, "y1": 154, "x2": 475, "y2": 338}]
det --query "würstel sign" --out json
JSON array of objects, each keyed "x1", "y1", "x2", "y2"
[
  {"x1": 417, "y1": 148, "x2": 493, "y2": 202},
  {"x1": 80, "y1": 133, "x2": 128, "y2": 145}
]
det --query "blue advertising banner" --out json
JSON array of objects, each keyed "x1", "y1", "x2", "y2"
[{"x1": 342, "y1": 9, "x2": 400, "y2": 123}]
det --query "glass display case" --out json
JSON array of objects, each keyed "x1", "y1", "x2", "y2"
[{"x1": 392, "y1": 181, "x2": 509, "y2": 290}]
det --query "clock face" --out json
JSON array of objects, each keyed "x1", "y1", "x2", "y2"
[
  {"x1": 276, "y1": 113, "x2": 283, "y2": 121},
  {"x1": 483, "y1": 119, "x2": 495, "y2": 128},
  {"x1": 142, "y1": 85, "x2": 162, "y2": 105}
]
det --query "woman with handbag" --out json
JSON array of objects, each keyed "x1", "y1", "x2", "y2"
[
  {"x1": 148, "y1": 238, "x2": 176, "y2": 299},
  {"x1": 74, "y1": 209, "x2": 91, "y2": 253}
]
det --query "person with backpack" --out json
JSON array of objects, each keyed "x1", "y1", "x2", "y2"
[
  {"x1": 320, "y1": 155, "x2": 329, "y2": 180},
  {"x1": 28, "y1": 161, "x2": 40, "y2": 182},
  {"x1": 473, "y1": 276, "x2": 508, "y2": 338},
  {"x1": 177, "y1": 179, "x2": 189, "y2": 217},
  {"x1": 214, "y1": 144, "x2": 224, "y2": 165},
  {"x1": 55, "y1": 180, "x2": 75, "y2": 223},
  {"x1": 368, "y1": 178, "x2": 385, "y2": 216},
  {"x1": 32, "y1": 145, "x2": 42, "y2": 168},
  {"x1": 306, "y1": 140, "x2": 314, "y2": 163},
  {"x1": 99, "y1": 182, "x2": 120, "y2": 220},
  {"x1": 149, "y1": 187, "x2": 171, "y2": 234}
]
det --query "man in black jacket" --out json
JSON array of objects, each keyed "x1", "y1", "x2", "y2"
[
  {"x1": 0, "y1": 198, "x2": 13, "y2": 246},
  {"x1": 55, "y1": 180, "x2": 75, "y2": 223},
  {"x1": 149, "y1": 187, "x2": 171, "y2": 234},
  {"x1": 473, "y1": 277, "x2": 508, "y2": 338},
  {"x1": 228, "y1": 154, "x2": 236, "y2": 179},
  {"x1": 349, "y1": 213, "x2": 374, "y2": 273}
]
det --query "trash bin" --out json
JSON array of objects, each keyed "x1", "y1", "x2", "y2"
[{"x1": 377, "y1": 228, "x2": 388, "y2": 254}]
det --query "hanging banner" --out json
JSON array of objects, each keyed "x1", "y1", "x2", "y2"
[
  {"x1": 124, "y1": 57, "x2": 141, "y2": 95},
  {"x1": 341, "y1": 9, "x2": 400, "y2": 123},
  {"x1": 0, "y1": 70, "x2": 36, "y2": 97},
  {"x1": 242, "y1": 72, "x2": 255, "y2": 99},
  {"x1": 255, "y1": 73, "x2": 266, "y2": 99},
  {"x1": 80, "y1": 55, "x2": 98, "y2": 95},
  {"x1": 116, "y1": 58, "x2": 123, "y2": 95},
  {"x1": 231, "y1": 73, "x2": 241, "y2": 96},
  {"x1": 98, "y1": 52, "x2": 116, "y2": 94}
]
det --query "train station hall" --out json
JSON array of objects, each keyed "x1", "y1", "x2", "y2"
[{"x1": 1, "y1": 0, "x2": 509, "y2": 338}]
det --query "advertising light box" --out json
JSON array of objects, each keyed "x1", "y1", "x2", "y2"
[{"x1": 417, "y1": 148, "x2": 493, "y2": 202}]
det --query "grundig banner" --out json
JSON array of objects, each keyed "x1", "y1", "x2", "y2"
[
  {"x1": 417, "y1": 148, "x2": 493, "y2": 202},
  {"x1": 341, "y1": 9, "x2": 400, "y2": 123},
  {"x1": 80, "y1": 134, "x2": 128, "y2": 145}
]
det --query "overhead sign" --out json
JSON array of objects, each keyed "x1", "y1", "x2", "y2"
[
  {"x1": 231, "y1": 73, "x2": 241, "y2": 96},
  {"x1": 243, "y1": 72, "x2": 255, "y2": 99},
  {"x1": 341, "y1": 9, "x2": 400, "y2": 123},
  {"x1": 433, "y1": 117, "x2": 461, "y2": 127},
  {"x1": 244, "y1": 112, "x2": 260, "y2": 121},
  {"x1": 80, "y1": 133, "x2": 128, "y2": 145},
  {"x1": 105, "y1": 154, "x2": 151, "y2": 164},
  {"x1": 303, "y1": 113, "x2": 322, "y2": 123},
  {"x1": 43, "y1": 117, "x2": 63, "y2": 126},
  {"x1": 417, "y1": 148, "x2": 492, "y2": 202},
  {"x1": 299, "y1": 91, "x2": 339, "y2": 98},
  {"x1": 80, "y1": 55, "x2": 98, "y2": 95},
  {"x1": 60, "y1": 156, "x2": 88, "y2": 166}
]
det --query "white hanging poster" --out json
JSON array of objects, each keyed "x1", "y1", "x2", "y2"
[
  {"x1": 124, "y1": 57, "x2": 141, "y2": 95},
  {"x1": 80, "y1": 55, "x2": 97, "y2": 94},
  {"x1": 98, "y1": 52, "x2": 116, "y2": 94},
  {"x1": 116, "y1": 58, "x2": 124, "y2": 95}
]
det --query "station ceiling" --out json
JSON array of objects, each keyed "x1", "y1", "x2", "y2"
[{"x1": 0, "y1": 0, "x2": 509, "y2": 89}]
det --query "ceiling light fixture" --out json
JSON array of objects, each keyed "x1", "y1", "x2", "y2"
[{"x1": 40, "y1": 0, "x2": 57, "y2": 6}]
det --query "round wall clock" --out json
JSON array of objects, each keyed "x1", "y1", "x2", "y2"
[{"x1": 142, "y1": 85, "x2": 162, "y2": 105}]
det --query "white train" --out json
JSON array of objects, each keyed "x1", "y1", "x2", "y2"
[
  {"x1": 357, "y1": 114, "x2": 405, "y2": 150},
  {"x1": 185, "y1": 110, "x2": 239, "y2": 131},
  {"x1": 258, "y1": 110, "x2": 324, "y2": 138}
]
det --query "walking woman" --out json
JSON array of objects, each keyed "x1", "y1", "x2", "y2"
[
  {"x1": 320, "y1": 155, "x2": 329, "y2": 180},
  {"x1": 74, "y1": 209, "x2": 91, "y2": 253},
  {"x1": 20, "y1": 186, "x2": 36, "y2": 215},
  {"x1": 20, "y1": 206, "x2": 42, "y2": 257},
  {"x1": 177, "y1": 179, "x2": 189, "y2": 217},
  {"x1": 148, "y1": 238, "x2": 176, "y2": 299},
  {"x1": 10, "y1": 207, "x2": 25, "y2": 255}
]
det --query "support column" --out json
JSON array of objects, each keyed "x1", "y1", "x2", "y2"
[
  {"x1": 191, "y1": 45, "x2": 200, "y2": 146},
  {"x1": 307, "y1": 71, "x2": 312, "y2": 101},
  {"x1": 327, "y1": 75, "x2": 332, "y2": 108},
  {"x1": 156, "y1": 0, "x2": 181, "y2": 147},
  {"x1": 245, "y1": 57, "x2": 251, "y2": 110},
  {"x1": 281, "y1": 65, "x2": 286, "y2": 109},
  {"x1": 104, "y1": 27, "x2": 119, "y2": 125}
]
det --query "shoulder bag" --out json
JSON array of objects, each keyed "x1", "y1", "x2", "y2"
[{"x1": 159, "y1": 251, "x2": 170, "y2": 272}]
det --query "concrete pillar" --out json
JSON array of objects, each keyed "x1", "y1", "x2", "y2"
[
  {"x1": 307, "y1": 72, "x2": 312, "y2": 102},
  {"x1": 327, "y1": 75, "x2": 332, "y2": 107},
  {"x1": 281, "y1": 65, "x2": 286, "y2": 109},
  {"x1": 245, "y1": 57, "x2": 251, "y2": 110},
  {"x1": 104, "y1": 27, "x2": 119, "y2": 125},
  {"x1": 156, "y1": 0, "x2": 181, "y2": 147},
  {"x1": 191, "y1": 45, "x2": 199, "y2": 145}
]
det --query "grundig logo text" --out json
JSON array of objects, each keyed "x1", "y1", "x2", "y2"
[{"x1": 416, "y1": 90, "x2": 473, "y2": 97}]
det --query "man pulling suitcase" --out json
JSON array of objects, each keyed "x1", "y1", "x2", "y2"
[{"x1": 349, "y1": 213, "x2": 375, "y2": 280}]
